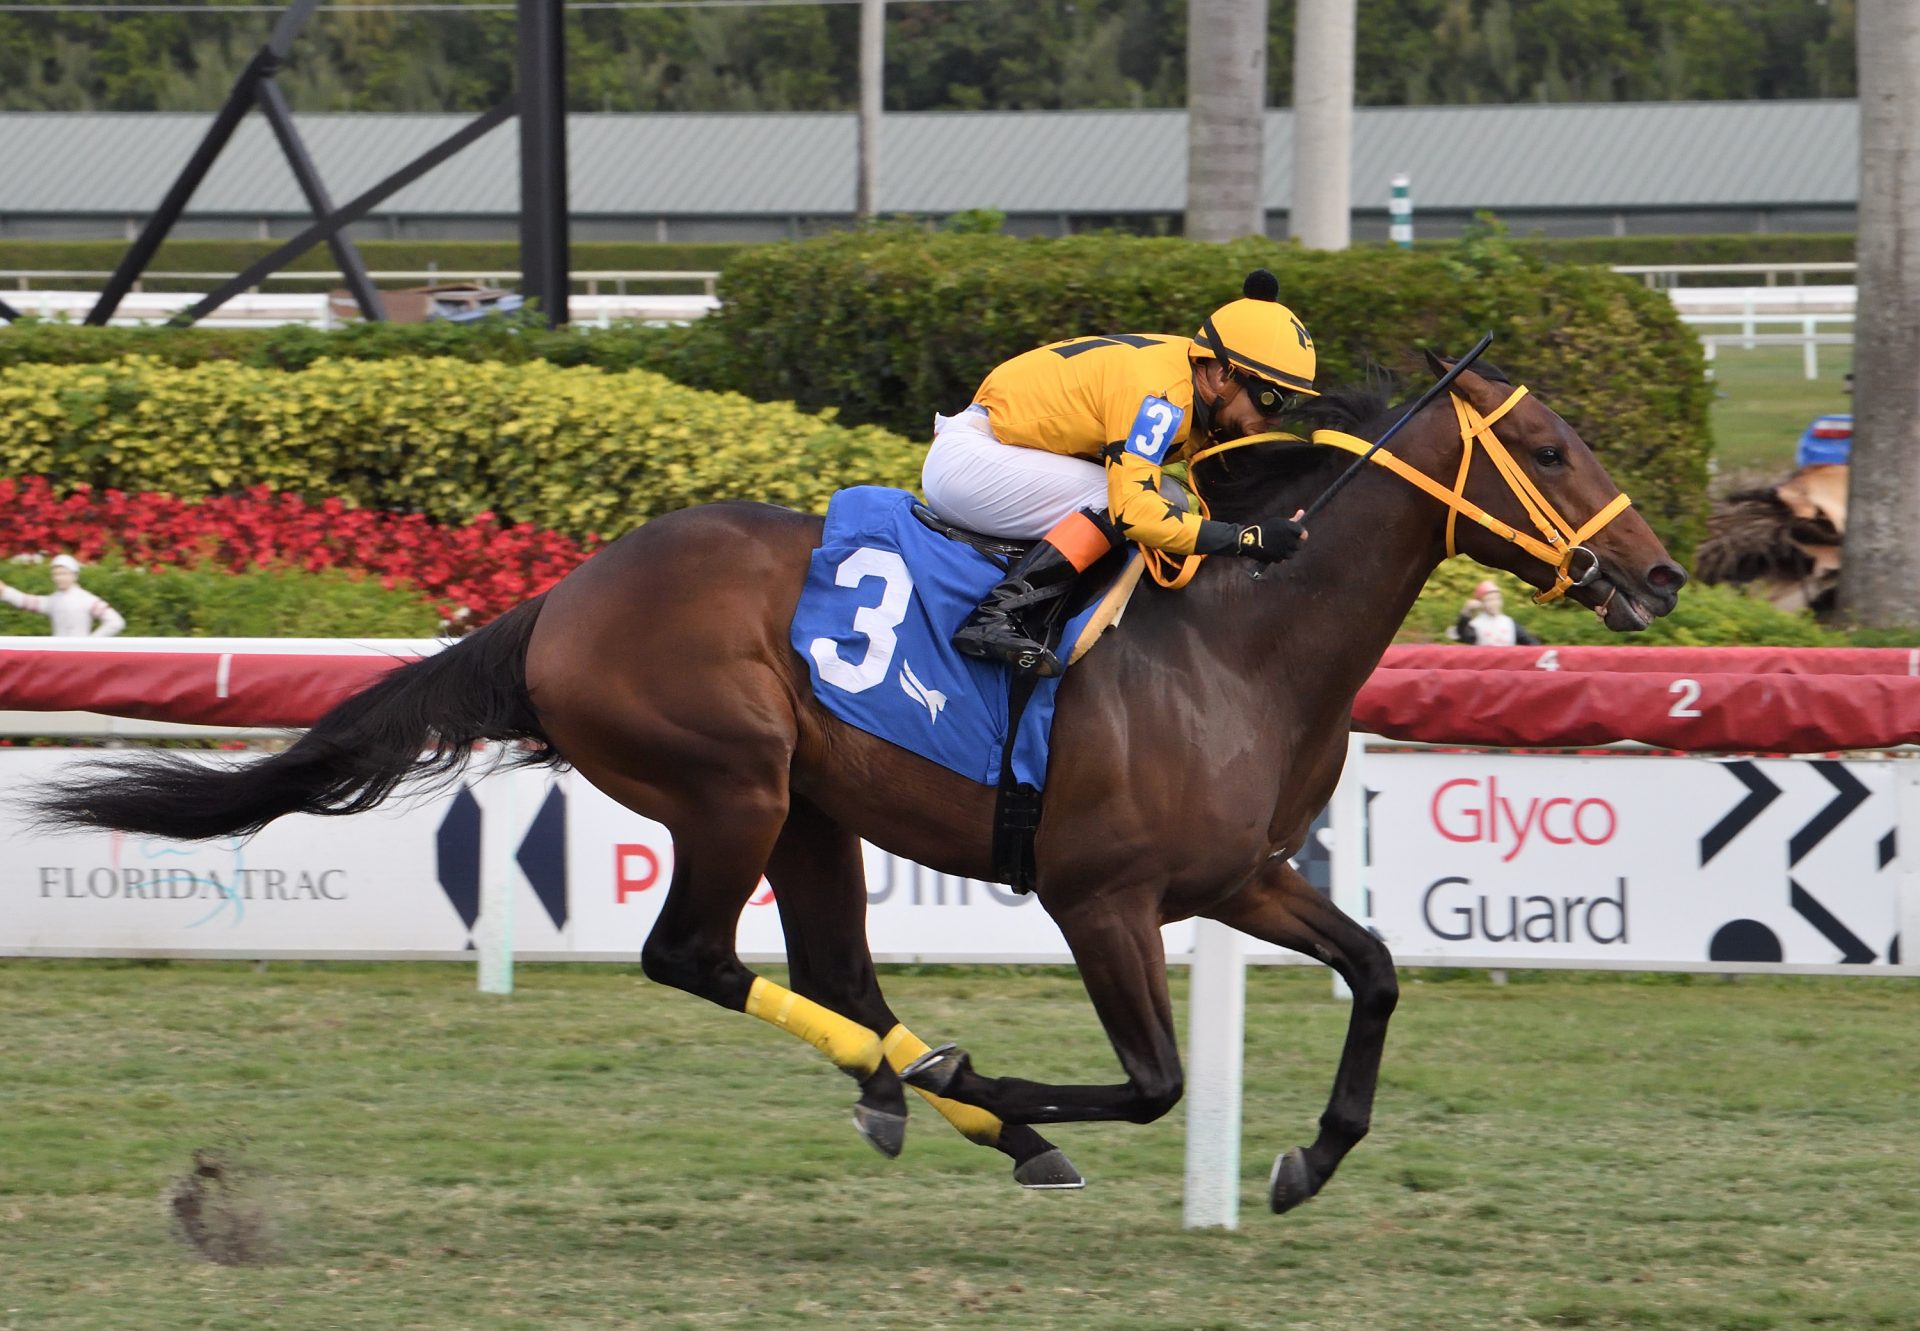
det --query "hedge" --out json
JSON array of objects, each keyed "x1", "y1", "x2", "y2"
[
  {"x1": 676, "y1": 229, "x2": 1713, "y2": 558},
  {"x1": 1400, "y1": 559, "x2": 1920, "y2": 648},
  {"x1": 0, "y1": 312, "x2": 701, "y2": 373},
  {"x1": 0, "y1": 233, "x2": 1854, "y2": 293},
  {"x1": 0, "y1": 555, "x2": 440, "y2": 638},
  {"x1": 0, "y1": 230, "x2": 1716, "y2": 555},
  {"x1": 1491, "y1": 231, "x2": 1855, "y2": 278},
  {"x1": 0, "y1": 357, "x2": 917, "y2": 540}
]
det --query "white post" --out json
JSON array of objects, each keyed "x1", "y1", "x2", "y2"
[
  {"x1": 1742, "y1": 292, "x2": 1756, "y2": 350},
  {"x1": 1328, "y1": 730, "x2": 1368, "y2": 999},
  {"x1": 1804, "y1": 316, "x2": 1819, "y2": 380},
  {"x1": 1899, "y1": 760, "x2": 1920, "y2": 975},
  {"x1": 1388, "y1": 173, "x2": 1412, "y2": 248},
  {"x1": 476, "y1": 751, "x2": 517, "y2": 994},
  {"x1": 1182, "y1": 917, "x2": 1246, "y2": 1229}
]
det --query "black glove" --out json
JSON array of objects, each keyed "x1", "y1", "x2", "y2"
[{"x1": 1197, "y1": 517, "x2": 1306, "y2": 564}]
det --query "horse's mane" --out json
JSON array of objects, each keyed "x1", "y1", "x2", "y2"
[{"x1": 1190, "y1": 360, "x2": 1513, "y2": 523}]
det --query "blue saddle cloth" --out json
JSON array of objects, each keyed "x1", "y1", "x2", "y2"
[{"x1": 790, "y1": 487, "x2": 1105, "y2": 790}]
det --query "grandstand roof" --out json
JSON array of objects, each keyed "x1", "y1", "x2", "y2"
[{"x1": 0, "y1": 101, "x2": 1856, "y2": 217}]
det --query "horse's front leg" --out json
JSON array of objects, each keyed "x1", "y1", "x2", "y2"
[
  {"x1": 1205, "y1": 855, "x2": 1399, "y2": 1214},
  {"x1": 902, "y1": 892, "x2": 1185, "y2": 1125}
]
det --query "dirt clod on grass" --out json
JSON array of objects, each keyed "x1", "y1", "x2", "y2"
[{"x1": 166, "y1": 1146, "x2": 277, "y2": 1266}]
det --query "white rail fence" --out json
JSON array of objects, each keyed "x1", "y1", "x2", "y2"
[
  {"x1": 0, "y1": 269, "x2": 721, "y2": 328},
  {"x1": 1611, "y1": 261, "x2": 1856, "y2": 289},
  {"x1": 5, "y1": 638, "x2": 1920, "y2": 1233},
  {"x1": 1665, "y1": 284, "x2": 1856, "y2": 380},
  {"x1": 0, "y1": 263, "x2": 1859, "y2": 379}
]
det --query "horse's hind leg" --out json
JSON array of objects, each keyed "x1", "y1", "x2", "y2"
[
  {"x1": 602, "y1": 767, "x2": 894, "y2": 1125},
  {"x1": 901, "y1": 890, "x2": 1186, "y2": 1127},
  {"x1": 1204, "y1": 856, "x2": 1399, "y2": 1215},
  {"x1": 764, "y1": 796, "x2": 1084, "y2": 1188}
]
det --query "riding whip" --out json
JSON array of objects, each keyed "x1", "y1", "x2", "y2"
[{"x1": 1297, "y1": 331, "x2": 1496, "y2": 525}]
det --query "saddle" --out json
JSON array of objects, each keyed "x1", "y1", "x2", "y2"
[{"x1": 911, "y1": 502, "x2": 1147, "y2": 668}]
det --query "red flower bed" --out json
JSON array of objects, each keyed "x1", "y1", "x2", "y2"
[{"x1": 0, "y1": 477, "x2": 596, "y2": 626}]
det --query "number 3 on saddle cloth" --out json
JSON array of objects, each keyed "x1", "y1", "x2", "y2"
[{"x1": 789, "y1": 486, "x2": 1122, "y2": 889}]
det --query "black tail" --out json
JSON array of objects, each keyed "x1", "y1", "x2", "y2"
[{"x1": 33, "y1": 596, "x2": 556, "y2": 841}]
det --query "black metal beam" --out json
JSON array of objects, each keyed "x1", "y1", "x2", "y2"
[
  {"x1": 256, "y1": 80, "x2": 386, "y2": 322},
  {"x1": 517, "y1": 0, "x2": 570, "y2": 328},
  {"x1": 86, "y1": 0, "x2": 322, "y2": 327},
  {"x1": 167, "y1": 98, "x2": 518, "y2": 328}
]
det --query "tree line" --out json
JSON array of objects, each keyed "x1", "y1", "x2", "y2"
[{"x1": 0, "y1": 0, "x2": 1856, "y2": 114}]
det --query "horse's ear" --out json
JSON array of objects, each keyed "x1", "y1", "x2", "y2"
[{"x1": 1423, "y1": 348, "x2": 1451, "y2": 378}]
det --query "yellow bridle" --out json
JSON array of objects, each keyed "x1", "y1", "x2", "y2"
[{"x1": 1148, "y1": 385, "x2": 1635, "y2": 603}]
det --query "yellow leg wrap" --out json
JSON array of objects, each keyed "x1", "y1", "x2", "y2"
[
  {"x1": 744, "y1": 977, "x2": 883, "y2": 1077},
  {"x1": 882, "y1": 1024, "x2": 1003, "y2": 1146}
]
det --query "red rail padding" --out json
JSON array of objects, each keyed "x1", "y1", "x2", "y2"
[
  {"x1": 5, "y1": 644, "x2": 1920, "y2": 752},
  {"x1": 1382, "y1": 644, "x2": 1920, "y2": 676},
  {"x1": 1356, "y1": 669, "x2": 1920, "y2": 751},
  {"x1": 0, "y1": 650, "x2": 417, "y2": 728}
]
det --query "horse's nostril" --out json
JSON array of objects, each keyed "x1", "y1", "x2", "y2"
[{"x1": 1647, "y1": 562, "x2": 1688, "y2": 592}]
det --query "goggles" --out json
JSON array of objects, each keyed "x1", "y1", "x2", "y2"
[{"x1": 1237, "y1": 373, "x2": 1295, "y2": 418}]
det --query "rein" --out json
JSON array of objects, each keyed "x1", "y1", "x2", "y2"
[{"x1": 1151, "y1": 385, "x2": 1636, "y2": 604}]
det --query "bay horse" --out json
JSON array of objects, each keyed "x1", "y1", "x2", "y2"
[{"x1": 37, "y1": 357, "x2": 1685, "y2": 1213}]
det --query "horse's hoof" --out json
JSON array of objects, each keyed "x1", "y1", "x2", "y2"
[
  {"x1": 1013, "y1": 1148, "x2": 1085, "y2": 1190},
  {"x1": 851, "y1": 1103, "x2": 907, "y2": 1159},
  {"x1": 900, "y1": 1042, "x2": 967, "y2": 1095},
  {"x1": 1268, "y1": 1147, "x2": 1317, "y2": 1214}
]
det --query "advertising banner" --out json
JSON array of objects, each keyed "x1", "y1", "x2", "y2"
[
  {"x1": 1350, "y1": 752, "x2": 1904, "y2": 970},
  {"x1": 1, "y1": 748, "x2": 1909, "y2": 972},
  {"x1": 0, "y1": 750, "x2": 565, "y2": 958}
]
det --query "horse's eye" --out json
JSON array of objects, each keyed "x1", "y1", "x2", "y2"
[{"x1": 1533, "y1": 447, "x2": 1565, "y2": 468}]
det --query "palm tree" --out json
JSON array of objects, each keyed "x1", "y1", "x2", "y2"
[
  {"x1": 1840, "y1": 0, "x2": 1920, "y2": 626},
  {"x1": 1289, "y1": 0, "x2": 1355, "y2": 249},
  {"x1": 1185, "y1": 0, "x2": 1269, "y2": 242}
]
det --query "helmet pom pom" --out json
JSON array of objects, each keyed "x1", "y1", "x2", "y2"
[{"x1": 1242, "y1": 268, "x2": 1280, "y2": 302}]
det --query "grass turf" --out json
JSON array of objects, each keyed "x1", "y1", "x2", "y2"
[
  {"x1": 1702, "y1": 343, "x2": 1854, "y2": 482},
  {"x1": 3, "y1": 961, "x2": 1916, "y2": 1330}
]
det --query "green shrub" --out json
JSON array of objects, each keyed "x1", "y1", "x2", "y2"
[
  {"x1": 1401, "y1": 559, "x2": 1920, "y2": 647},
  {"x1": 0, "y1": 556, "x2": 440, "y2": 638},
  {"x1": 0, "y1": 356, "x2": 916, "y2": 539},
  {"x1": 0, "y1": 309, "x2": 698, "y2": 374},
  {"x1": 684, "y1": 230, "x2": 1712, "y2": 559},
  {"x1": 1490, "y1": 231, "x2": 1855, "y2": 282}
]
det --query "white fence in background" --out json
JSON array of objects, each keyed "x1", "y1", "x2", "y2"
[
  {"x1": 1611, "y1": 261, "x2": 1856, "y2": 289},
  {"x1": 1, "y1": 269, "x2": 720, "y2": 298},
  {"x1": 10, "y1": 734, "x2": 1917, "y2": 1230},
  {"x1": 8, "y1": 726, "x2": 1919, "y2": 1231},
  {"x1": 0, "y1": 265, "x2": 1860, "y2": 378},
  {"x1": 1664, "y1": 284, "x2": 1856, "y2": 379},
  {"x1": 0, "y1": 269, "x2": 721, "y2": 328},
  {"x1": 0, "y1": 288, "x2": 717, "y2": 329}
]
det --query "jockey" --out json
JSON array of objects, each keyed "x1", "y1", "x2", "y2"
[
  {"x1": 0, "y1": 554, "x2": 126, "y2": 638},
  {"x1": 925, "y1": 269, "x2": 1318, "y2": 675}
]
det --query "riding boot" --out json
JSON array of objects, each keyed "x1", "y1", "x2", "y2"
[{"x1": 952, "y1": 509, "x2": 1121, "y2": 677}]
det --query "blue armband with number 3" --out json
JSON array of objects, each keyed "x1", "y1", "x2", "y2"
[{"x1": 1124, "y1": 396, "x2": 1185, "y2": 465}]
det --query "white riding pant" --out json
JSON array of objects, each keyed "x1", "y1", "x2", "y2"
[{"x1": 921, "y1": 406, "x2": 1108, "y2": 540}]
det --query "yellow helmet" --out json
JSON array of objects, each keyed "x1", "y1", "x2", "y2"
[{"x1": 1190, "y1": 269, "x2": 1319, "y2": 404}]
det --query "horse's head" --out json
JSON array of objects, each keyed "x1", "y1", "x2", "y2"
[{"x1": 1420, "y1": 352, "x2": 1687, "y2": 631}]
